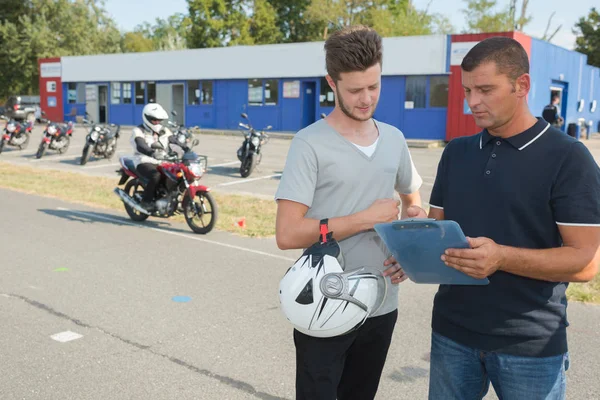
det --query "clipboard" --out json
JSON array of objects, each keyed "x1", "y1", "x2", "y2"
[{"x1": 374, "y1": 219, "x2": 489, "y2": 285}]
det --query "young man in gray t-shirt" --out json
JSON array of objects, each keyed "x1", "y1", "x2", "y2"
[{"x1": 275, "y1": 26, "x2": 426, "y2": 400}]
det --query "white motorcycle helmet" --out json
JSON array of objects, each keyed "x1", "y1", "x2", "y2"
[
  {"x1": 279, "y1": 220, "x2": 387, "y2": 338},
  {"x1": 142, "y1": 103, "x2": 169, "y2": 134}
]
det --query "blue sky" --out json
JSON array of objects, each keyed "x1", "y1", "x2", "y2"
[{"x1": 104, "y1": 0, "x2": 595, "y2": 50}]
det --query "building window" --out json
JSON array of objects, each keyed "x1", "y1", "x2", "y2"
[
  {"x1": 264, "y1": 79, "x2": 278, "y2": 105},
  {"x1": 429, "y1": 76, "x2": 449, "y2": 107},
  {"x1": 147, "y1": 82, "x2": 156, "y2": 103},
  {"x1": 135, "y1": 82, "x2": 145, "y2": 105},
  {"x1": 248, "y1": 79, "x2": 263, "y2": 106},
  {"x1": 405, "y1": 76, "x2": 427, "y2": 109},
  {"x1": 67, "y1": 82, "x2": 77, "y2": 104},
  {"x1": 123, "y1": 83, "x2": 132, "y2": 104},
  {"x1": 201, "y1": 81, "x2": 213, "y2": 105},
  {"x1": 111, "y1": 82, "x2": 121, "y2": 104},
  {"x1": 320, "y1": 77, "x2": 335, "y2": 107},
  {"x1": 187, "y1": 80, "x2": 199, "y2": 105}
]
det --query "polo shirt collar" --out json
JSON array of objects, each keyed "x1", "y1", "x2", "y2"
[{"x1": 479, "y1": 118, "x2": 551, "y2": 151}]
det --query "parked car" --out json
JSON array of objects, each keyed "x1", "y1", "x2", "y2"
[{"x1": 3, "y1": 95, "x2": 41, "y2": 123}]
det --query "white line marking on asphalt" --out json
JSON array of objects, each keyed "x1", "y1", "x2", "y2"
[
  {"x1": 56, "y1": 207, "x2": 296, "y2": 262},
  {"x1": 51, "y1": 331, "x2": 83, "y2": 343},
  {"x1": 217, "y1": 174, "x2": 282, "y2": 187},
  {"x1": 30, "y1": 153, "x2": 80, "y2": 162},
  {"x1": 210, "y1": 161, "x2": 239, "y2": 168},
  {"x1": 83, "y1": 163, "x2": 120, "y2": 169}
]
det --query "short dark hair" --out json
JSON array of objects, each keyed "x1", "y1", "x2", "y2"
[
  {"x1": 461, "y1": 37, "x2": 529, "y2": 81},
  {"x1": 324, "y1": 25, "x2": 383, "y2": 82}
]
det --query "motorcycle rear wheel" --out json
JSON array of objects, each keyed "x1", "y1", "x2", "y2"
[
  {"x1": 124, "y1": 180, "x2": 149, "y2": 222},
  {"x1": 183, "y1": 191, "x2": 217, "y2": 234}
]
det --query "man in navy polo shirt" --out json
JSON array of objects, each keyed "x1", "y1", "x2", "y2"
[{"x1": 426, "y1": 37, "x2": 600, "y2": 399}]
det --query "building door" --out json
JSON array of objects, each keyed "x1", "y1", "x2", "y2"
[
  {"x1": 98, "y1": 85, "x2": 108, "y2": 123},
  {"x1": 85, "y1": 85, "x2": 98, "y2": 123},
  {"x1": 172, "y1": 84, "x2": 185, "y2": 125},
  {"x1": 550, "y1": 81, "x2": 568, "y2": 132},
  {"x1": 301, "y1": 82, "x2": 316, "y2": 128}
]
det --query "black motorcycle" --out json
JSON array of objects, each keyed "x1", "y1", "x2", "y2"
[
  {"x1": 36, "y1": 120, "x2": 73, "y2": 159},
  {"x1": 0, "y1": 117, "x2": 34, "y2": 154},
  {"x1": 80, "y1": 118, "x2": 121, "y2": 165},
  {"x1": 167, "y1": 110, "x2": 200, "y2": 150},
  {"x1": 237, "y1": 113, "x2": 271, "y2": 178}
]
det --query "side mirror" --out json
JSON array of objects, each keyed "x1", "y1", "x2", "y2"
[
  {"x1": 172, "y1": 110, "x2": 178, "y2": 116},
  {"x1": 265, "y1": 125, "x2": 272, "y2": 130},
  {"x1": 321, "y1": 113, "x2": 327, "y2": 119},
  {"x1": 42, "y1": 111, "x2": 47, "y2": 115},
  {"x1": 241, "y1": 113, "x2": 248, "y2": 119},
  {"x1": 192, "y1": 138, "x2": 199, "y2": 147}
]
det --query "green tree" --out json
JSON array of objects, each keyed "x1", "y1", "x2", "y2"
[
  {"x1": 134, "y1": 13, "x2": 190, "y2": 51},
  {"x1": 573, "y1": 7, "x2": 600, "y2": 67},
  {"x1": 0, "y1": 0, "x2": 122, "y2": 98},
  {"x1": 250, "y1": 0, "x2": 283, "y2": 44},
  {"x1": 187, "y1": 0, "x2": 252, "y2": 47},
  {"x1": 267, "y1": 0, "x2": 322, "y2": 42},
  {"x1": 121, "y1": 32, "x2": 155, "y2": 53},
  {"x1": 462, "y1": 0, "x2": 513, "y2": 33}
]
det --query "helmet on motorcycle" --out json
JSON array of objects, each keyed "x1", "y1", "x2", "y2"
[
  {"x1": 278, "y1": 220, "x2": 387, "y2": 338},
  {"x1": 142, "y1": 103, "x2": 169, "y2": 134}
]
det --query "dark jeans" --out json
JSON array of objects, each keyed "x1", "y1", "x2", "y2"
[
  {"x1": 136, "y1": 163, "x2": 161, "y2": 202},
  {"x1": 428, "y1": 331, "x2": 569, "y2": 400},
  {"x1": 294, "y1": 309, "x2": 398, "y2": 400}
]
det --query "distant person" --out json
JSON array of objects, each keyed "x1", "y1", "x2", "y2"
[{"x1": 542, "y1": 95, "x2": 564, "y2": 128}]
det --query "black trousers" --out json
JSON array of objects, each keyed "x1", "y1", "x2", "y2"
[
  {"x1": 294, "y1": 309, "x2": 398, "y2": 400},
  {"x1": 136, "y1": 163, "x2": 161, "y2": 202}
]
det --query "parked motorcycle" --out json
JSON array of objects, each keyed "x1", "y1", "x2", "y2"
[
  {"x1": 0, "y1": 117, "x2": 34, "y2": 154},
  {"x1": 36, "y1": 119, "x2": 73, "y2": 159},
  {"x1": 167, "y1": 110, "x2": 200, "y2": 150},
  {"x1": 80, "y1": 117, "x2": 121, "y2": 165},
  {"x1": 114, "y1": 143, "x2": 217, "y2": 234},
  {"x1": 236, "y1": 113, "x2": 271, "y2": 178}
]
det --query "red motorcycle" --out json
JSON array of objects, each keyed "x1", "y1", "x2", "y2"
[
  {"x1": 36, "y1": 120, "x2": 74, "y2": 159},
  {"x1": 114, "y1": 150, "x2": 217, "y2": 234},
  {"x1": 0, "y1": 119, "x2": 34, "y2": 154}
]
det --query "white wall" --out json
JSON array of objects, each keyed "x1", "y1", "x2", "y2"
[{"x1": 60, "y1": 35, "x2": 449, "y2": 82}]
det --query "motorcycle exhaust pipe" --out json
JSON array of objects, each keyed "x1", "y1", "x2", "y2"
[{"x1": 113, "y1": 188, "x2": 150, "y2": 215}]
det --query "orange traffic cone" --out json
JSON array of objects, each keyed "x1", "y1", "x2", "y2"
[{"x1": 235, "y1": 217, "x2": 246, "y2": 228}]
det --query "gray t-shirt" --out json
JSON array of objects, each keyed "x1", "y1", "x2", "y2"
[{"x1": 275, "y1": 118, "x2": 423, "y2": 317}]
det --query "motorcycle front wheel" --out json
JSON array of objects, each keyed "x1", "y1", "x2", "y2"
[
  {"x1": 183, "y1": 191, "x2": 217, "y2": 234},
  {"x1": 36, "y1": 142, "x2": 47, "y2": 159},
  {"x1": 240, "y1": 154, "x2": 257, "y2": 178},
  {"x1": 80, "y1": 144, "x2": 92, "y2": 165},
  {"x1": 0, "y1": 139, "x2": 5, "y2": 154}
]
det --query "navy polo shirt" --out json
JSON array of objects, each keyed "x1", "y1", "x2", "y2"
[{"x1": 429, "y1": 117, "x2": 600, "y2": 357}]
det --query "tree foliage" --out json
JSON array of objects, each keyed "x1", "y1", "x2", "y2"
[{"x1": 573, "y1": 7, "x2": 600, "y2": 67}]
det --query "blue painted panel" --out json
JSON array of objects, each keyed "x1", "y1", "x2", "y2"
[
  {"x1": 133, "y1": 105, "x2": 144, "y2": 126},
  {"x1": 373, "y1": 76, "x2": 404, "y2": 130},
  {"x1": 245, "y1": 105, "x2": 280, "y2": 131},
  {"x1": 63, "y1": 103, "x2": 85, "y2": 122},
  {"x1": 110, "y1": 105, "x2": 135, "y2": 125},
  {"x1": 186, "y1": 106, "x2": 215, "y2": 128},
  {"x1": 403, "y1": 109, "x2": 447, "y2": 139},
  {"x1": 530, "y1": 39, "x2": 588, "y2": 130}
]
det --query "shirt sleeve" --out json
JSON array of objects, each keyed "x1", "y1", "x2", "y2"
[
  {"x1": 395, "y1": 138, "x2": 423, "y2": 195},
  {"x1": 274, "y1": 137, "x2": 318, "y2": 208},
  {"x1": 551, "y1": 142, "x2": 600, "y2": 226},
  {"x1": 429, "y1": 141, "x2": 451, "y2": 210}
]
